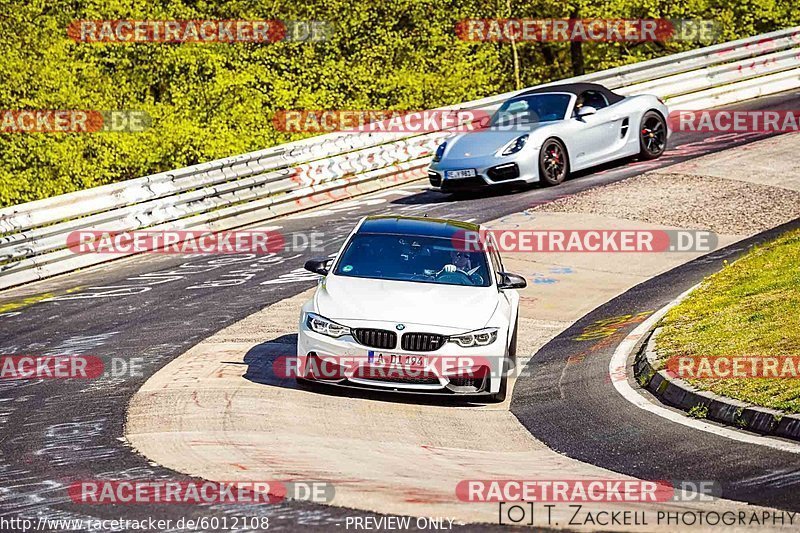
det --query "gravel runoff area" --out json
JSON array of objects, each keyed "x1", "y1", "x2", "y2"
[{"x1": 532, "y1": 171, "x2": 800, "y2": 235}]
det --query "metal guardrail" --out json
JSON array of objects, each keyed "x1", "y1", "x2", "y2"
[{"x1": 1, "y1": 27, "x2": 799, "y2": 291}]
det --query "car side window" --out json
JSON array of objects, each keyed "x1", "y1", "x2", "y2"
[{"x1": 575, "y1": 90, "x2": 609, "y2": 113}]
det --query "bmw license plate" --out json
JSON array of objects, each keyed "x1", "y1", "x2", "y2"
[
  {"x1": 372, "y1": 352, "x2": 427, "y2": 368},
  {"x1": 445, "y1": 169, "x2": 477, "y2": 179}
]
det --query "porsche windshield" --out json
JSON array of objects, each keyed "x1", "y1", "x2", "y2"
[
  {"x1": 334, "y1": 233, "x2": 491, "y2": 287},
  {"x1": 490, "y1": 93, "x2": 572, "y2": 128}
]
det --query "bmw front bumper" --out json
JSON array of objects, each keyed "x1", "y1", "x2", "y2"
[{"x1": 296, "y1": 320, "x2": 507, "y2": 395}]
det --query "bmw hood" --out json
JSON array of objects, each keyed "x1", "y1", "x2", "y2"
[
  {"x1": 444, "y1": 127, "x2": 543, "y2": 158},
  {"x1": 315, "y1": 275, "x2": 498, "y2": 331}
]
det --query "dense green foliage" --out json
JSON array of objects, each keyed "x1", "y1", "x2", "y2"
[{"x1": 0, "y1": 0, "x2": 797, "y2": 207}]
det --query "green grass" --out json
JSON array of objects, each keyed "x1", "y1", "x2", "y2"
[
  {"x1": 687, "y1": 404, "x2": 709, "y2": 419},
  {"x1": 656, "y1": 228, "x2": 800, "y2": 413}
]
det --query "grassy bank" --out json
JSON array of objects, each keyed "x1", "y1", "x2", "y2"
[{"x1": 656, "y1": 228, "x2": 800, "y2": 413}]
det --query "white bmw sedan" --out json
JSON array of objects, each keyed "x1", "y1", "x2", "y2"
[{"x1": 296, "y1": 215, "x2": 526, "y2": 402}]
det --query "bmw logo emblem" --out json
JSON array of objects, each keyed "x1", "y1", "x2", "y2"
[{"x1": 396, "y1": 324, "x2": 405, "y2": 331}]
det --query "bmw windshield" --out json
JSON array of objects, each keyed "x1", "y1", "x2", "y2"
[
  {"x1": 333, "y1": 233, "x2": 491, "y2": 287},
  {"x1": 489, "y1": 93, "x2": 572, "y2": 128}
]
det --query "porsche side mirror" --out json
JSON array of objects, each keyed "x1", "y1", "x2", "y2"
[
  {"x1": 498, "y1": 272, "x2": 527, "y2": 289},
  {"x1": 576, "y1": 106, "x2": 597, "y2": 118},
  {"x1": 304, "y1": 259, "x2": 330, "y2": 276}
]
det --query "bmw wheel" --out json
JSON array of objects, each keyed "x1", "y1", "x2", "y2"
[{"x1": 488, "y1": 317, "x2": 517, "y2": 403}]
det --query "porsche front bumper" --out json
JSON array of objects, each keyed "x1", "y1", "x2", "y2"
[{"x1": 428, "y1": 151, "x2": 540, "y2": 191}]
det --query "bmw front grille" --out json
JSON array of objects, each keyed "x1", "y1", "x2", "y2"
[
  {"x1": 352, "y1": 328, "x2": 397, "y2": 349},
  {"x1": 401, "y1": 332, "x2": 447, "y2": 352}
]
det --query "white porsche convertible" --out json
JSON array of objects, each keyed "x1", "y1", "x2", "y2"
[{"x1": 428, "y1": 82, "x2": 670, "y2": 192}]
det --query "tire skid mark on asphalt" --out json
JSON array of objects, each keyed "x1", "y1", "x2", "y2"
[
  {"x1": 737, "y1": 469, "x2": 800, "y2": 489},
  {"x1": 0, "y1": 127, "x2": 790, "y2": 314}
]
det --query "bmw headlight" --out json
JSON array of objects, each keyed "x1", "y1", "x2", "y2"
[
  {"x1": 500, "y1": 134, "x2": 528, "y2": 156},
  {"x1": 433, "y1": 142, "x2": 447, "y2": 162},
  {"x1": 448, "y1": 327, "x2": 498, "y2": 347},
  {"x1": 306, "y1": 312, "x2": 351, "y2": 338}
]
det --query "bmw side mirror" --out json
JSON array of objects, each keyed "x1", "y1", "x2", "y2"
[
  {"x1": 304, "y1": 259, "x2": 330, "y2": 276},
  {"x1": 498, "y1": 272, "x2": 527, "y2": 289},
  {"x1": 576, "y1": 106, "x2": 597, "y2": 118}
]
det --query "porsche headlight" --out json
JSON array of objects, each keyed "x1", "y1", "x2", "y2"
[
  {"x1": 433, "y1": 142, "x2": 447, "y2": 162},
  {"x1": 448, "y1": 327, "x2": 498, "y2": 347},
  {"x1": 501, "y1": 134, "x2": 528, "y2": 156},
  {"x1": 306, "y1": 312, "x2": 350, "y2": 338}
]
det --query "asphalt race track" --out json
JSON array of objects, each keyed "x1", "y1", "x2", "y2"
[
  {"x1": 512, "y1": 218, "x2": 800, "y2": 513},
  {"x1": 1, "y1": 90, "x2": 799, "y2": 530}
]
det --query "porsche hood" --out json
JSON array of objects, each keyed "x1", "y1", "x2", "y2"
[{"x1": 442, "y1": 126, "x2": 545, "y2": 159}]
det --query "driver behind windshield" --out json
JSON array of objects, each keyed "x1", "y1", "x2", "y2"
[
  {"x1": 491, "y1": 94, "x2": 572, "y2": 129},
  {"x1": 572, "y1": 93, "x2": 585, "y2": 117},
  {"x1": 443, "y1": 250, "x2": 471, "y2": 272},
  {"x1": 335, "y1": 233, "x2": 491, "y2": 287}
]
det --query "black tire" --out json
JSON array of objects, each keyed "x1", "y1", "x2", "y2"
[
  {"x1": 295, "y1": 376, "x2": 313, "y2": 388},
  {"x1": 509, "y1": 317, "x2": 518, "y2": 359},
  {"x1": 487, "y1": 367, "x2": 508, "y2": 403},
  {"x1": 538, "y1": 138, "x2": 569, "y2": 186},
  {"x1": 639, "y1": 110, "x2": 667, "y2": 160},
  {"x1": 487, "y1": 317, "x2": 518, "y2": 403}
]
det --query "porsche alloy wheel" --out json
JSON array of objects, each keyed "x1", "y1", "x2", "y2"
[
  {"x1": 639, "y1": 111, "x2": 667, "y2": 160},
  {"x1": 539, "y1": 138, "x2": 569, "y2": 186}
]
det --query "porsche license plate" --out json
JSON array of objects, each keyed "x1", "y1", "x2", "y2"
[{"x1": 445, "y1": 169, "x2": 477, "y2": 179}]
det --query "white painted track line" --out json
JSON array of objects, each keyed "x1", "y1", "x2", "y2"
[{"x1": 610, "y1": 286, "x2": 800, "y2": 454}]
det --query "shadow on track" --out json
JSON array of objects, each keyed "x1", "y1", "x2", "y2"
[{"x1": 241, "y1": 334, "x2": 492, "y2": 408}]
